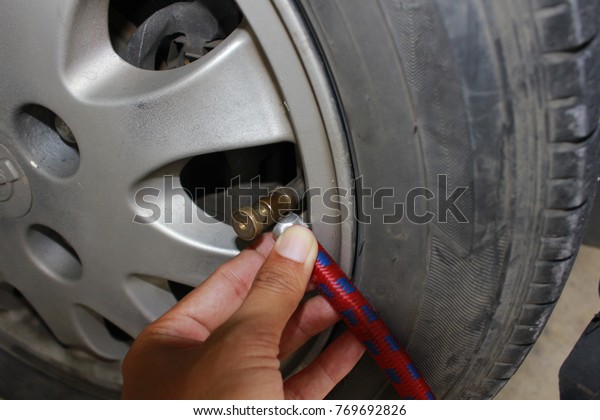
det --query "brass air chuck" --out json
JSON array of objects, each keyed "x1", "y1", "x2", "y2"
[{"x1": 232, "y1": 177, "x2": 304, "y2": 241}]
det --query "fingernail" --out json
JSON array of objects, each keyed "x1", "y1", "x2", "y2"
[{"x1": 275, "y1": 225, "x2": 315, "y2": 263}]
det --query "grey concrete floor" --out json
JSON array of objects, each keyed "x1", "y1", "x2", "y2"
[{"x1": 496, "y1": 245, "x2": 600, "y2": 399}]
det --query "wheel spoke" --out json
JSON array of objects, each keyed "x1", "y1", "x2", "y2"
[
  {"x1": 67, "y1": 26, "x2": 294, "y2": 183},
  {"x1": 1, "y1": 256, "x2": 103, "y2": 354},
  {"x1": 0, "y1": 0, "x2": 82, "y2": 107},
  {"x1": 115, "y1": 218, "x2": 237, "y2": 289}
]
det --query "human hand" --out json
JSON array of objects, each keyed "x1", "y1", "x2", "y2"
[{"x1": 121, "y1": 226, "x2": 365, "y2": 399}]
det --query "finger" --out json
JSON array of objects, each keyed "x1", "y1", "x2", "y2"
[
  {"x1": 284, "y1": 331, "x2": 366, "y2": 400},
  {"x1": 229, "y1": 226, "x2": 318, "y2": 337},
  {"x1": 279, "y1": 295, "x2": 339, "y2": 360},
  {"x1": 150, "y1": 234, "x2": 275, "y2": 341}
]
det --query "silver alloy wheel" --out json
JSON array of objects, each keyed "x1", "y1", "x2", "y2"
[{"x1": 0, "y1": 0, "x2": 354, "y2": 394}]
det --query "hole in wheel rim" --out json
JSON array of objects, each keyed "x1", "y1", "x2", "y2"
[
  {"x1": 180, "y1": 142, "x2": 298, "y2": 225},
  {"x1": 26, "y1": 225, "x2": 83, "y2": 281},
  {"x1": 16, "y1": 105, "x2": 80, "y2": 178},
  {"x1": 108, "y1": 0, "x2": 242, "y2": 70}
]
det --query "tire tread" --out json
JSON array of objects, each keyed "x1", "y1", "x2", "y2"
[{"x1": 486, "y1": 0, "x2": 600, "y2": 389}]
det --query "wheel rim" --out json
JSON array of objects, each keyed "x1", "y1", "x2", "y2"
[{"x1": 0, "y1": 0, "x2": 354, "y2": 393}]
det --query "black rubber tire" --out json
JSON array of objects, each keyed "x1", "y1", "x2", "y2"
[{"x1": 300, "y1": 0, "x2": 600, "y2": 399}]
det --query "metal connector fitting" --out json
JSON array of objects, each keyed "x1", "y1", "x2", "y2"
[
  {"x1": 232, "y1": 186, "x2": 300, "y2": 241},
  {"x1": 272, "y1": 213, "x2": 309, "y2": 240}
]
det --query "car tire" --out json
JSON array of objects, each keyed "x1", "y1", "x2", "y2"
[{"x1": 300, "y1": 0, "x2": 600, "y2": 399}]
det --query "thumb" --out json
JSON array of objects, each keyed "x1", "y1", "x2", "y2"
[{"x1": 229, "y1": 225, "x2": 317, "y2": 336}]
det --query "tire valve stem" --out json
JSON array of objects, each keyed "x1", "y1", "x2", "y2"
[{"x1": 232, "y1": 177, "x2": 304, "y2": 241}]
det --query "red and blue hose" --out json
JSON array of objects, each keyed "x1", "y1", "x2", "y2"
[{"x1": 311, "y1": 243, "x2": 435, "y2": 400}]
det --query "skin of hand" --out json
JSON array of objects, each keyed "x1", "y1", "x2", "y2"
[{"x1": 121, "y1": 226, "x2": 365, "y2": 399}]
